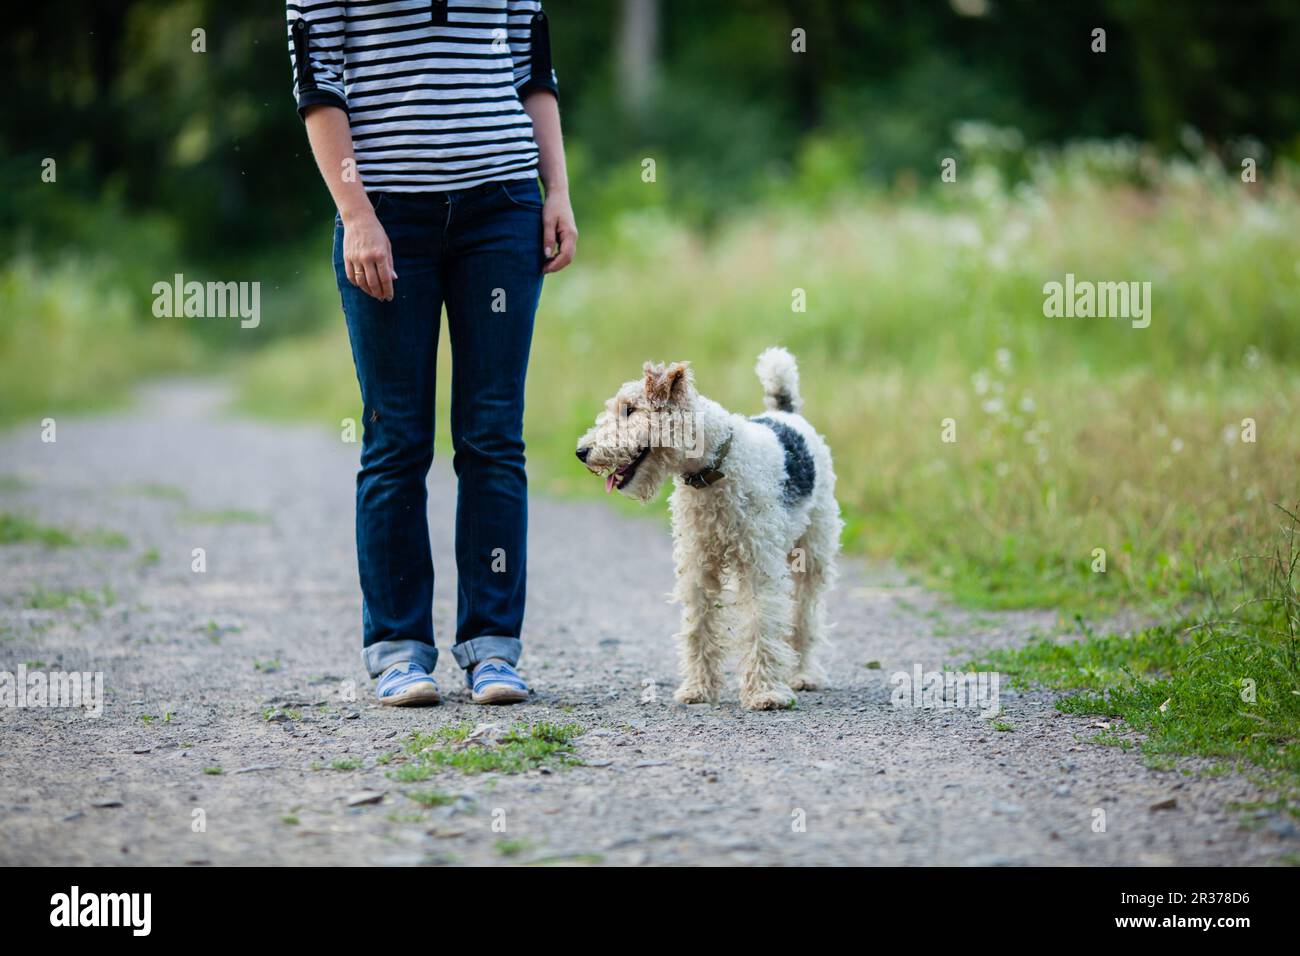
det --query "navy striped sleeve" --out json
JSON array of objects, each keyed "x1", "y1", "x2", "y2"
[
  {"x1": 287, "y1": 2, "x2": 348, "y2": 119},
  {"x1": 508, "y1": 0, "x2": 559, "y2": 100}
]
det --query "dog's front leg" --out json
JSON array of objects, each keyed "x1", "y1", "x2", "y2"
[
  {"x1": 671, "y1": 545, "x2": 726, "y2": 705},
  {"x1": 736, "y1": 559, "x2": 799, "y2": 711}
]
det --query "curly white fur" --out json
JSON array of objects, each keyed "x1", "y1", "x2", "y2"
[
  {"x1": 576, "y1": 349, "x2": 842, "y2": 710},
  {"x1": 755, "y1": 346, "x2": 803, "y2": 414}
]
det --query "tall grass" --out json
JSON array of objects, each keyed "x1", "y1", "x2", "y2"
[
  {"x1": 243, "y1": 146, "x2": 1300, "y2": 614},
  {"x1": 0, "y1": 255, "x2": 199, "y2": 424},
  {"x1": 0, "y1": 225, "x2": 342, "y2": 428}
]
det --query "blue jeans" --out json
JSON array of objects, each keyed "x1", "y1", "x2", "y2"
[{"x1": 334, "y1": 179, "x2": 544, "y2": 678}]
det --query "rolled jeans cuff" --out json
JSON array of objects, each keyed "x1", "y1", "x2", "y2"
[
  {"x1": 363, "y1": 639, "x2": 438, "y2": 678},
  {"x1": 451, "y1": 636, "x2": 521, "y2": 671}
]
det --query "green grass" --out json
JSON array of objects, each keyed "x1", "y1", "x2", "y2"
[
  {"x1": 0, "y1": 226, "x2": 338, "y2": 429},
  {"x1": 82, "y1": 529, "x2": 129, "y2": 548},
  {"x1": 386, "y1": 812, "x2": 425, "y2": 824},
  {"x1": 22, "y1": 585, "x2": 115, "y2": 610},
  {"x1": 494, "y1": 838, "x2": 532, "y2": 857},
  {"x1": 973, "y1": 508, "x2": 1300, "y2": 789},
  {"x1": 0, "y1": 513, "x2": 77, "y2": 547},
  {"x1": 118, "y1": 482, "x2": 188, "y2": 502},
  {"x1": 0, "y1": 254, "x2": 201, "y2": 428},
  {"x1": 387, "y1": 721, "x2": 584, "y2": 779},
  {"x1": 983, "y1": 626, "x2": 1300, "y2": 785},
  {"x1": 0, "y1": 512, "x2": 128, "y2": 549},
  {"x1": 403, "y1": 789, "x2": 455, "y2": 807},
  {"x1": 204, "y1": 619, "x2": 242, "y2": 640},
  {"x1": 330, "y1": 758, "x2": 362, "y2": 771}
]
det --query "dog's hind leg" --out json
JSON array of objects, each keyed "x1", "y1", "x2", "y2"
[
  {"x1": 736, "y1": 553, "x2": 799, "y2": 710},
  {"x1": 672, "y1": 541, "x2": 727, "y2": 705},
  {"x1": 789, "y1": 503, "x2": 841, "y2": 691}
]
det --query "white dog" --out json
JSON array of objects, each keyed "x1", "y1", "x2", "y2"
[{"x1": 576, "y1": 348, "x2": 842, "y2": 710}]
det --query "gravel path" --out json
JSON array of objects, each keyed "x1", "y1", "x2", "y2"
[{"x1": 0, "y1": 381, "x2": 1292, "y2": 866}]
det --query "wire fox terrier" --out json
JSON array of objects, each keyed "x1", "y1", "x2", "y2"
[{"x1": 576, "y1": 348, "x2": 842, "y2": 710}]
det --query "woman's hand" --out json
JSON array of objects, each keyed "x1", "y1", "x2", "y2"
[
  {"x1": 521, "y1": 90, "x2": 575, "y2": 275},
  {"x1": 542, "y1": 187, "x2": 578, "y2": 274},
  {"x1": 342, "y1": 207, "x2": 397, "y2": 301},
  {"x1": 301, "y1": 106, "x2": 397, "y2": 301}
]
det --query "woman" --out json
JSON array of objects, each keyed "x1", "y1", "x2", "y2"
[{"x1": 286, "y1": 0, "x2": 576, "y2": 706}]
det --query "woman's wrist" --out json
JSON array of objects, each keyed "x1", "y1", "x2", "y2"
[{"x1": 338, "y1": 199, "x2": 376, "y2": 226}]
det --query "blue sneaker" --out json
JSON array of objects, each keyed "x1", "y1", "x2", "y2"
[
  {"x1": 376, "y1": 661, "x2": 441, "y2": 707},
  {"x1": 469, "y1": 658, "x2": 529, "y2": 705}
]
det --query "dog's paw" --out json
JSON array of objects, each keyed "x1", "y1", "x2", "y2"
[
  {"x1": 673, "y1": 684, "x2": 717, "y2": 705},
  {"x1": 740, "y1": 685, "x2": 797, "y2": 711},
  {"x1": 790, "y1": 668, "x2": 828, "y2": 691}
]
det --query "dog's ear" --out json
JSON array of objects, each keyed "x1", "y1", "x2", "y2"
[
  {"x1": 643, "y1": 361, "x2": 668, "y2": 403},
  {"x1": 664, "y1": 361, "x2": 693, "y2": 402},
  {"x1": 643, "y1": 361, "x2": 691, "y2": 405}
]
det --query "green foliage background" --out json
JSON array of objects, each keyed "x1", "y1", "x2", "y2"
[{"x1": 4, "y1": 1, "x2": 1300, "y2": 258}]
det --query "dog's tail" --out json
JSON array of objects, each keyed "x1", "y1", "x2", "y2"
[{"x1": 755, "y1": 347, "x2": 803, "y2": 415}]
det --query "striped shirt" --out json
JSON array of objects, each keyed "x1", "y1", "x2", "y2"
[{"x1": 286, "y1": 0, "x2": 558, "y2": 192}]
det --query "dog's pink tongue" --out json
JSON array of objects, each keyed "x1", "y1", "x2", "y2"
[{"x1": 605, "y1": 473, "x2": 617, "y2": 494}]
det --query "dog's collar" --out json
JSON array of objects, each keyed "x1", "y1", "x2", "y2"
[{"x1": 681, "y1": 429, "x2": 734, "y2": 489}]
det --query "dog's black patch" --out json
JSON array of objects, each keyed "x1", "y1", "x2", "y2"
[
  {"x1": 750, "y1": 416, "x2": 815, "y2": 504},
  {"x1": 769, "y1": 390, "x2": 794, "y2": 413}
]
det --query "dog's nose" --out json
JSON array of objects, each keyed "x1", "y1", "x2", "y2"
[{"x1": 575, "y1": 446, "x2": 590, "y2": 463}]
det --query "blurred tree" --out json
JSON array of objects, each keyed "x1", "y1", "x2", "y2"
[
  {"x1": 616, "y1": 0, "x2": 659, "y2": 122},
  {"x1": 2, "y1": 0, "x2": 1298, "y2": 260}
]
